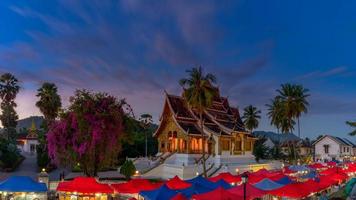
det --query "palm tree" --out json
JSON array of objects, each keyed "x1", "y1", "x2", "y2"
[
  {"x1": 266, "y1": 97, "x2": 283, "y2": 133},
  {"x1": 273, "y1": 83, "x2": 309, "y2": 163},
  {"x1": 35, "y1": 82, "x2": 61, "y2": 169},
  {"x1": 347, "y1": 121, "x2": 356, "y2": 136},
  {"x1": 242, "y1": 105, "x2": 261, "y2": 133},
  {"x1": 139, "y1": 113, "x2": 153, "y2": 158},
  {"x1": 0, "y1": 73, "x2": 20, "y2": 141},
  {"x1": 179, "y1": 66, "x2": 217, "y2": 178},
  {"x1": 0, "y1": 73, "x2": 20, "y2": 105},
  {"x1": 35, "y1": 82, "x2": 62, "y2": 127},
  {"x1": 276, "y1": 84, "x2": 298, "y2": 132},
  {"x1": 276, "y1": 83, "x2": 309, "y2": 137},
  {"x1": 294, "y1": 85, "x2": 310, "y2": 137}
]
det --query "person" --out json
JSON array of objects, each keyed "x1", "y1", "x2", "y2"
[{"x1": 319, "y1": 191, "x2": 328, "y2": 200}]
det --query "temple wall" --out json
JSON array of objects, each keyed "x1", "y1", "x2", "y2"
[{"x1": 156, "y1": 113, "x2": 188, "y2": 153}]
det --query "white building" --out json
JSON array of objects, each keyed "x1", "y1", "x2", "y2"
[
  {"x1": 17, "y1": 120, "x2": 39, "y2": 154},
  {"x1": 313, "y1": 135, "x2": 355, "y2": 161}
]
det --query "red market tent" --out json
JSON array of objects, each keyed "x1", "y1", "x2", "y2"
[
  {"x1": 253, "y1": 168, "x2": 269, "y2": 176},
  {"x1": 171, "y1": 193, "x2": 188, "y2": 200},
  {"x1": 300, "y1": 179, "x2": 324, "y2": 194},
  {"x1": 228, "y1": 183, "x2": 266, "y2": 200},
  {"x1": 267, "y1": 173, "x2": 286, "y2": 181},
  {"x1": 268, "y1": 183, "x2": 311, "y2": 198},
  {"x1": 192, "y1": 187, "x2": 240, "y2": 200},
  {"x1": 320, "y1": 167, "x2": 344, "y2": 175},
  {"x1": 166, "y1": 176, "x2": 191, "y2": 190},
  {"x1": 111, "y1": 179, "x2": 162, "y2": 194},
  {"x1": 209, "y1": 172, "x2": 241, "y2": 184},
  {"x1": 326, "y1": 161, "x2": 337, "y2": 167},
  {"x1": 57, "y1": 177, "x2": 114, "y2": 194},
  {"x1": 318, "y1": 176, "x2": 338, "y2": 190},
  {"x1": 329, "y1": 173, "x2": 348, "y2": 183}
]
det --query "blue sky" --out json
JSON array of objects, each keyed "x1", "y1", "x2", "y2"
[{"x1": 0, "y1": 0, "x2": 355, "y2": 140}]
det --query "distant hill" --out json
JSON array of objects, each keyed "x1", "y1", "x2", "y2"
[
  {"x1": 253, "y1": 131, "x2": 300, "y2": 144},
  {"x1": 16, "y1": 116, "x2": 44, "y2": 131}
]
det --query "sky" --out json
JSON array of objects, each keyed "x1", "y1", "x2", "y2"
[{"x1": 0, "y1": 0, "x2": 355, "y2": 140}]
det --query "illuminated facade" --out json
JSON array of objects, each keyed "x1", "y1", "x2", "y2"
[
  {"x1": 16, "y1": 120, "x2": 39, "y2": 154},
  {"x1": 154, "y1": 90, "x2": 256, "y2": 156}
]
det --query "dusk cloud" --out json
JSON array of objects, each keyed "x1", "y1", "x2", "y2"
[{"x1": 0, "y1": 0, "x2": 355, "y2": 139}]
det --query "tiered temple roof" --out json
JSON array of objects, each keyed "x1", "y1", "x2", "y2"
[{"x1": 154, "y1": 91, "x2": 247, "y2": 137}]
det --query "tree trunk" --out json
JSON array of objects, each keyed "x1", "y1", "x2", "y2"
[
  {"x1": 200, "y1": 111, "x2": 207, "y2": 178},
  {"x1": 145, "y1": 132, "x2": 148, "y2": 157},
  {"x1": 297, "y1": 117, "x2": 300, "y2": 138}
]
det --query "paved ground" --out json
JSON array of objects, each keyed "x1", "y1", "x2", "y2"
[
  {"x1": 0, "y1": 152, "x2": 70, "y2": 181},
  {"x1": 0, "y1": 152, "x2": 38, "y2": 180},
  {"x1": 0, "y1": 152, "x2": 122, "y2": 181}
]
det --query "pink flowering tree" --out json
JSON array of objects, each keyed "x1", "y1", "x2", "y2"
[{"x1": 47, "y1": 90, "x2": 130, "y2": 176}]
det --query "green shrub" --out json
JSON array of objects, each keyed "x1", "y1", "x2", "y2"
[
  {"x1": 0, "y1": 151, "x2": 19, "y2": 168},
  {"x1": 120, "y1": 160, "x2": 136, "y2": 180},
  {"x1": 253, "y1": 137, "x2": 269, "y2": 163},
  {"x1": 36, "y1": 145, "x2": 50, "y2": 168}
]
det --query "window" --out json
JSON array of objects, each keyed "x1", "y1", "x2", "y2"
[
  {"x1": 324, "y1": 145, "x2": 329, "y2": 154},
  {"x1": 344, "y1": 147, "x2": 346, "y2": 152},
  {"x1": 347, "y1": 147, "x2": 350, "y2": 152}
]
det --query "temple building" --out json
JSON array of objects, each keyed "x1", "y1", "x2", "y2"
[
  {"x1": 17, "y1": 120, "x2": 40, "y2": 154},
  {"x1": 154, "y1": 90, "x2": 256, "y2": 157}
]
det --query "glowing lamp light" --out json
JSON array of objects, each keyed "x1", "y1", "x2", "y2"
[
  {"x1": 241, "y1": 173, "x2": 248, "y2": 184},
  {"x1": 235, "y1": 168, "x2": 239, "y2": 174},
  {"x1": 42, "y1": 168, "x2": 46, "y2": 172},
  {"x1": 195, "y1": 172, "x2": 199, "y2": 176}
]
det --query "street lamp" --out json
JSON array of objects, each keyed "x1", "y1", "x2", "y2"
[{"x1": 241, "y1": 172, "x2": 248, "y2": 200}]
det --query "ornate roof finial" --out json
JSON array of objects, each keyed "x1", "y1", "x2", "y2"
[{"x1": 27, "y1": 118, "x2": 38, "y2": 139}]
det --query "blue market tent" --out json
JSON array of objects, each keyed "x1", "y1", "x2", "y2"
[
  {"x1": 179, "y1": 178, "x2": 232, "y2": 198},
  {"x1": 139, "y1": 185, "x2": 177, "y2": 200},
  {"x1": 0, "y1": 176, "x2": 47, "y2": 192},
  {"x1": 275, "y1": 176, "x2": 293, "y2": 185},
  {"x1": 178, "y1": 182, "x2": 213, "y2": 198},
  {"x1": 187, "y1": 176, "x2": 217, "y2": 189},
  {"x1": 288, "y1": 165, "x2": 310, "y2": 172},
  {"x1": 215, "y1": 180, "x2": 232, "y2": 189},
  {"x1": 301, "y1": 171, "x2": 318, "y2": 179},
  {"x1": 254, "y1": 178, "x2": 284, "y2": 191}
]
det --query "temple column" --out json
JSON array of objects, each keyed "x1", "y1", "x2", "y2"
[
  {"x1": 241, "y1": 134, "x2": 245, "y2": 155},
  {"x1": 186, "y1": 138, "x2": 190, "y2": 154},
  {"x1": 231, "y1": 138, "x2": 235, "y2": 155}
]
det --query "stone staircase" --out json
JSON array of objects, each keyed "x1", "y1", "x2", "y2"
[{"x1": 139, "y1": 152, "x2": 175, "y2": 175}]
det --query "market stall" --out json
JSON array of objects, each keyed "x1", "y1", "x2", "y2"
[
  {"x1": 139, "y1": 185, "x2": 177, "y2": 200},
  {"x1": 208, "y1": 172, "x2": 241, "y2": 184},
  {"x1": 56, "y1": 177, "x2": 113, "y2": 200},
  {"x1": 0, "y1": 176, "x2": 47, "y2": 200},
  {"x1": 165, "y1": 176, "x2": 191, "y2": 190},
  {"x1": 192, "y1": 187, "x2": 240, "y2": 200}
]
